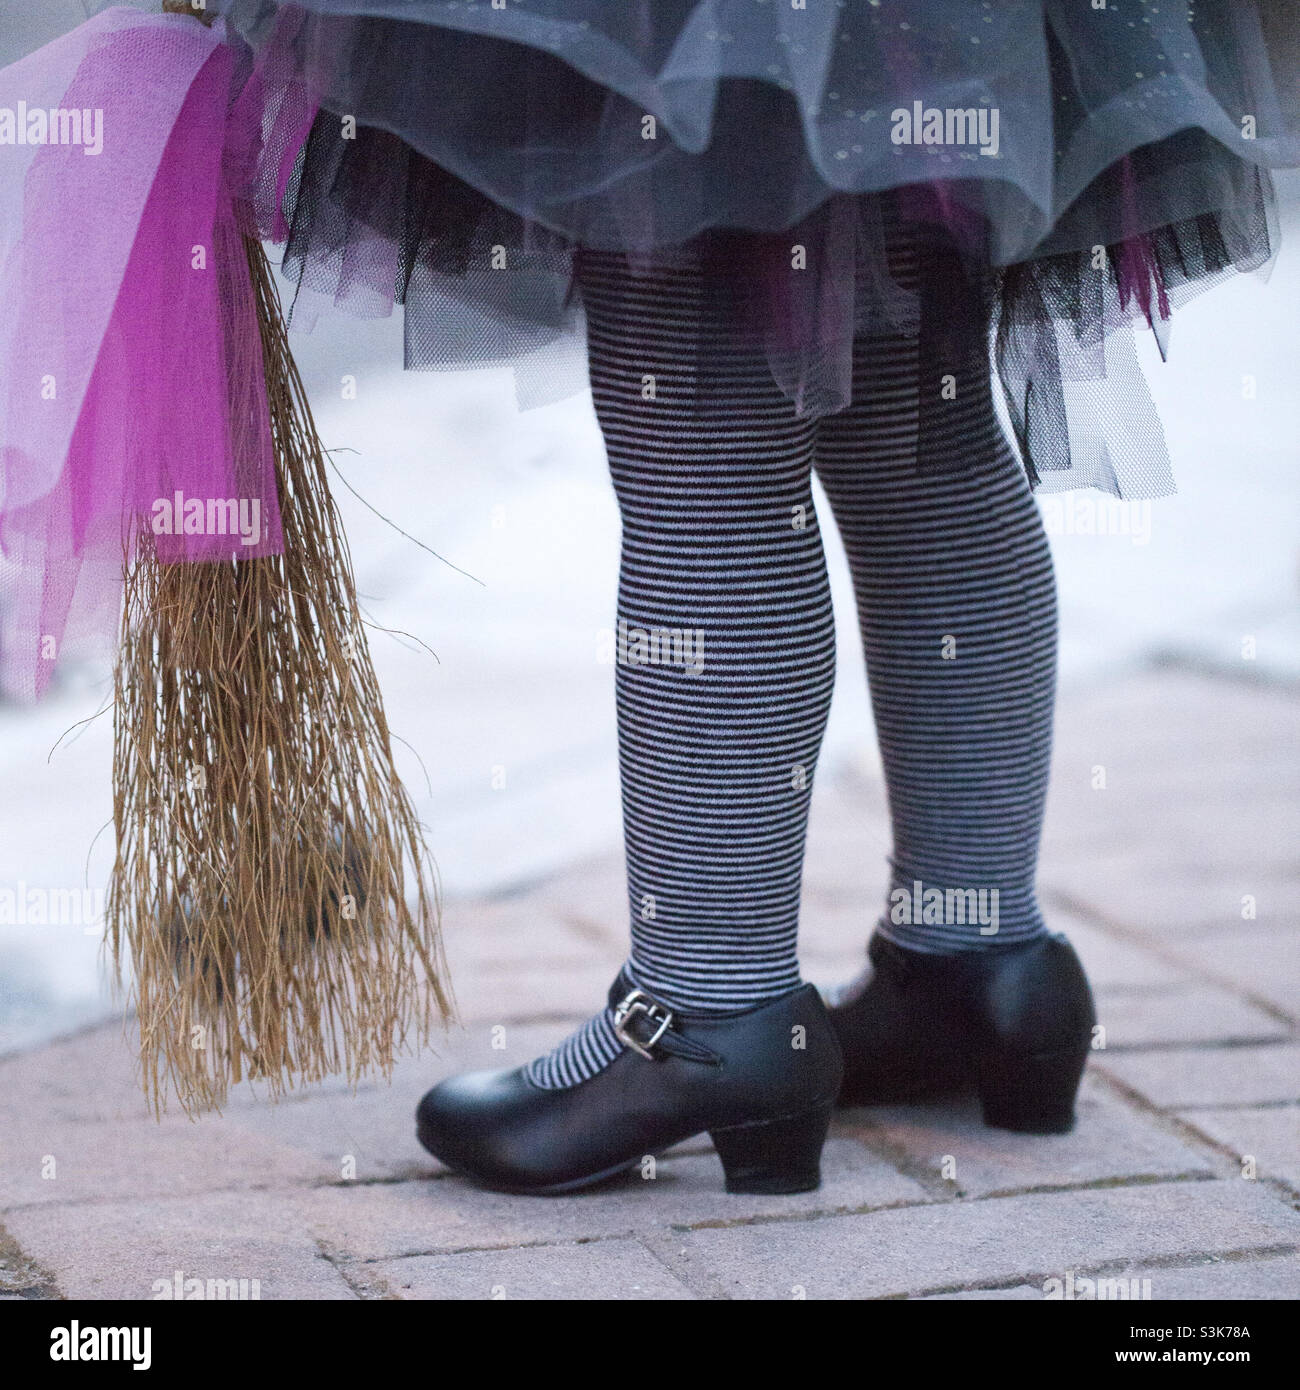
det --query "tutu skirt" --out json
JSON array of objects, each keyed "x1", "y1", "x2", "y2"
[
  {"x1": 2, "y1": 2, "x2": 1298, "y2": 695},
  {"x1": 206, "y1": 0, "x2": 1300, "y2": 497}
]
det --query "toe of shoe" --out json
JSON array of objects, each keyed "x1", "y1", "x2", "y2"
[
  {"x1": 416, "y1": 1072, "x2": 484, "y2": 1156},
  {"x1": 415, "y1": 1068, "x2": 527, "y2": 1167}
]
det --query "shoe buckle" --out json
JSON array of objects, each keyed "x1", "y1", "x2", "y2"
[{"x1": 612, "y1": 989, "x2": 674, "y2": 1059}]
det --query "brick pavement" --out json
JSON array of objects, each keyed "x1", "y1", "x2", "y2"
[{"x1": 1, "y1": 670, "x2": 1296, "y2": 1300}]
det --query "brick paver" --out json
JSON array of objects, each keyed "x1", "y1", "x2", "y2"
[
  {"x1": 1, "y1": 670, "x2": 1296, "y2": 1300},
  {"x1": 1099, "y1": 1043, "x2": 1300, "y2": 1109},
  {"x1": 372, "y1": 1240, "x2": 696, "y2": 1301},
  {"x1": 664, "y1": 1184, "x2": 1300, "y2": 1300}
]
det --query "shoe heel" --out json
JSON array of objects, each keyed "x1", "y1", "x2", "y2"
[
  {"x1": 978, "y1": 1044, "x2": 1089, "y2": 1134},
  {"x1": 709, "y1": 1103, "x2": 833, "y2": 1195}
]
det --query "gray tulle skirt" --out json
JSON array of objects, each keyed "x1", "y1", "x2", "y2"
[{"x1": 207, "y1": 0, "x2": 1300, "y2": 497}]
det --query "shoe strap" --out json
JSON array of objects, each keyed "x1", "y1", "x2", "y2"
[{"x1": 610, "y1": 981, "x2": 722, "y2": 1066}]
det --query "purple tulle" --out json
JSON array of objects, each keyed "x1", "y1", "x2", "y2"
[{"x1": 0, "y1": 11, "x2": 315, "y2": 700}]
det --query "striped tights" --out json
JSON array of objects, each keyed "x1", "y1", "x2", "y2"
[{"x1": 525, "y1": 238, "x2": 1057, "y2": 1089}]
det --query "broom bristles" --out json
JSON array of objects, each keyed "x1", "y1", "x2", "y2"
[{"x1": 108, "y1": 237, "x2": 450, "y2": 1116}]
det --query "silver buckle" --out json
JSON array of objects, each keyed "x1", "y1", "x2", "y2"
[{"x1": 612, "y1": 989, "x2": 674, "y2": 1059}]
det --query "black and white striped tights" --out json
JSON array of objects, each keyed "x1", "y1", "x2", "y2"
[{"x1": 525, "y1": 240, "x2": 1057, "y2": 1089}]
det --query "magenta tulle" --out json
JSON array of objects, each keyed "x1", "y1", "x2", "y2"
[{"x1": 0, "y1": 11, "x2": 288, "y2": 700}]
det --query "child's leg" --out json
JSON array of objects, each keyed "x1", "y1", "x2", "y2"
[
  {"x1": 814, "y1": 238, "x2": 1058, "y2": 955},
  {"x1": 526, "y1": 245, "x2": 836, "y2": 1088}
]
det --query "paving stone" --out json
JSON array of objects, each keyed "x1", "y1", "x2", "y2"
[
  {"x1": 923, "y1": 1284, "x2": 1050, "y2": 1300},
  {"x1": 1098, "y1": 1045, "x2": 1300, "y2": 1109},
  {"x1": 801, "y1": 791, "x2": 890, "y2": 900},
  {"x1": 1093, "y1": 986, "x2": 1288, "y2": 1049},
  {"x1": 1176, "y1": 1107, "x2": 1300, "y2": 1187},
  {"x1": 292, "y1": 1135, "x2": 925, "y2": 1261},
  {"x1": 442, "y1": 890, "x2": 626, "y2": 972},
  {"x1": 1040, "y1": 855, "x2": 1298, "y2": 938},
  {"x1": 2, "y1": 670, "x2": 1295, "y2": 1301},
  {"x1": 449, "y1": 957, "x2": 623, "y2": 1025},
  {"x1": 222, "y1": 1086, "x2": 444, "y2": 1184},
  {"x1": 506, "y1": 855, "x2": 629, "y2": 935},
  {"x1": 797, "y1": 896, "x2": 881, "y2": 963},
  {"x1": 3, "y1": 1190, "x2": 356, "y2": 1300},
  {"x1": 1121, "y1": 1253, "x2": 1300, "y2": 1300},
  {"x1": 0, "y1": 1114, "x2": 325, "y2": 1209},
  {"x1": 1165, "y1": 927, "x2": 1300, "y2": 1022},
  {"x1": 0, "y1": 1021, "x2": 144, "y2": 1128},
  {"x1": 0, "y1": 1222, "x2": 51, "y2": 1298},
  {"x1": 1055, "y1": 915, "x2": 1193, "y2": 990},
  {"x1": 440, "y1": 892, "x2": 626, "y2": 1023},
  {"x1": 0, "y1": 1020, "x2": 584, "y2": 1200},
  {"x1": 1044, "y1": 784, "x2": 1298, "y2": 873},
  {"x1": 372, "y1": 1238, "x2": 696, "y2": 1300},
  {"x1": 844, "y1": 1072, "x2": 1216, "y2": 1198},
  {"x1": 668, "y1": 1180, "x2": 1300, "y2": 1300},
  {"x1": 922, "y1": 1253, "x2": 1300, "y2": 1300},
  {"x1": 1123, "y1": 1256, "x2": 1300, "y2": 1295},
  {"x1": 225, "y1": 1022, "x2": 592, "y2": 1179},
  {"x1": 0, "y1": 1010, "x2": 579, "y2": 1128},
  {"x1": 1144, "y1": 801, "x2": 1297, "y2": 875},
  {"x1": 1048, "y1": 673, "x2": 1300, "y2": 775},
  {"x1": 1042, "y1": 676, "x2": 1300, "y2": 875},
  {"x1": 800, "y1": 936, "x2": 875, "y2": 986}
]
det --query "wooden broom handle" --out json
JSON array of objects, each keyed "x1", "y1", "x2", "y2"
[{"x1": 162, "y1": 1, "x2": 217, "y2": 25}]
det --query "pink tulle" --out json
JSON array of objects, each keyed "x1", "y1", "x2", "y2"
[
  {"x1": 0, "y1": 10, "x2": 313, "y2": 701},
  {"x1": 1114, "y1": 155, "x2": 1173, "y2": 336}
]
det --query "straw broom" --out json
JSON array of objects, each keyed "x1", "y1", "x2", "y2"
[{"x1": 107, "y1": 213, "x2": 450, "y2": 1114}]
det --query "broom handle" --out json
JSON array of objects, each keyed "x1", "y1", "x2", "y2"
[{"x1": 162, "y1": 2, "x2": 217, "y2": 27}]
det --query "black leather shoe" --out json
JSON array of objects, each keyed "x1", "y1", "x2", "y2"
[
  {"x1": 417, "y1": 972, "x2": 843, "y2": 1195},
  {"x1": 828, "y1": 932, "x2": 1096, "y2": 1134}
]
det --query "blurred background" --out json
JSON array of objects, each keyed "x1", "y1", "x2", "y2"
[{"x1": 2, "y1": 3, "x2": 1298, "y2": 1055}]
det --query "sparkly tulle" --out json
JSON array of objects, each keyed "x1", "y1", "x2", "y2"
[
  {"x1": 191, "y1": 0, "x2": 1300, "y2": 496},
  {"x1": 5, "y1": 2, "x2": 1297, "y2": 698},
  {"x1": 210, "y1": 0, "x2": 1300, "y2": 254}
]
